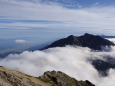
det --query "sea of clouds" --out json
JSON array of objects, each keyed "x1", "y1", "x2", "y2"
[{"x1": 0, "y1": 38, "x2": 115, "y2": 86}]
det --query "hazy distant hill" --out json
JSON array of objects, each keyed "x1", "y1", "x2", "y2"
[{"x1": 98, "y1": 34, "x2": 115, "y2": 38}]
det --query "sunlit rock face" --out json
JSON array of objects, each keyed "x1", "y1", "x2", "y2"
[{"x1": 40, "y1": 70, "x2": 95, "y2": 86}]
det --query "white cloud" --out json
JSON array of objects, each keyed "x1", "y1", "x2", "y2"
[
  {"x1": 1, "y1": 46, "x2": 115, "y2": 86},
  {"x1": 107, "y1": 38, "x2": 115, "y2": 44},
  {"x1": 0, "y1": 0, "x2": 115, "y2": 35},
  {"x1": 15, "y1": 39, "x2": 27, "y2": 43},
  {"x1": 97, "y1": 69, "x2": 115, "y2": 86}
]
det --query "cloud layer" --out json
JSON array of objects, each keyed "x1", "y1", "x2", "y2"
[
  {"x1": 0, "y1": 0, "x2": 115, "y2": 39},
  {"x1": 0, "y1": 45, "x2": 115, "y2": 86}
]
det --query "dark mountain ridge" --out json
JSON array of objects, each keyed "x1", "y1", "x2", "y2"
[{"x1": 45, "y1": 33, "x2": 114, "y2": 50}]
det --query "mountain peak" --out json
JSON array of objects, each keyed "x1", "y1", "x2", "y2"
[
  {"x1": 66, "y1": 35, "x2": 79, "y2": 42},
  {"x1": 44, "y1": 33, "x2": 114, "y2": 50},
  {"x1": 84, "y1": 33, "x2": 93, "y2": 36},
  {"x1": 40, "y1": 70, "x2": 95, "y2": 86},
  {"x1": 67, "y1": 35, "x2": 76, "y2": 39}
]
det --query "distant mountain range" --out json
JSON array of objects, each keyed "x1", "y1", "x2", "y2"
[
  {"x1": 1, "y1": 33, "x2": 115, "y2": 58},
  {"x1": 44, "y1": 33, "x2": 115, "y2": 50},
  {"x1": 98, "y1": 34, "x2": 115, "y2": 38},
  {"x1": 43, "y1": 33, "x2": 115, "y2": 76},
  {"x1": 1, "y1": 33, "x2": 115, "y2": 76}
]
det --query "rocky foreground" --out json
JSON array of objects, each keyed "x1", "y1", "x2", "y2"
[{"x1": 0, "y1": 66, "x2": 95, "y2": 86}]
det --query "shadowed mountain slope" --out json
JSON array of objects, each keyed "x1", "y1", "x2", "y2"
[{"x1": 45, "y1": 33, "x2": 114, "y2": 50}]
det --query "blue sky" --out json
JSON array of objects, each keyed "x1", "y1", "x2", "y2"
[
  {"x1": 40, "y1": 0, "x2": 115, "y2": 8},
  {"x1": 1, "y1": 0, "x2": 115, "y2": 43}
]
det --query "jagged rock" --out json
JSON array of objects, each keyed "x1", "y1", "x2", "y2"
[
  {"x1": 0, "y1": 67, "x2": 95, "y2": 86},
  {"x1": 40, "y1": 71, "x2": 95, "y2": 86},
  {"x1": 45, "y1": 33, "x2": 114, "y2": 50}
]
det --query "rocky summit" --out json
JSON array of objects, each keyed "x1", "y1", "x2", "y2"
[
  {"x1": 40, "y1": 71, "x2": 95, "y2": 86},
  {"x1": 0, "y1": 66, "x2": 95, "y2": 86},
  {"x1": 45, "y1": 33, "x2": 114, "y2": 50}
]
